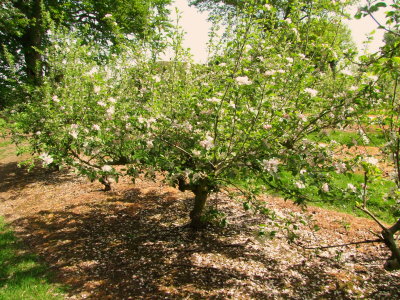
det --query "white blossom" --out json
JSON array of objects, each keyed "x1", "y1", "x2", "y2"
[
  {"x1": 108, "y1": 97, "x2": 117, "y2": 103},
  {"x1": 349, "y1": 86, "x2": 358, "y2": 91},
  {"x1": 70, "y1": 130, "x2": 78, "y2": 139},
  {"x1": 341, "y1": 69, "x2": 353, "y2": 76},
  {"x1": 298, "y1": 114, "x2": 307, "y2": 122},
  {"x1": 192, "y1": 150, "x2": 201, "y2": 156},
  {"x1": 361, "y1": 134, "x2": 370, "y2": 145},
  {"x1": 146, "y1": 140, "x2": 154, "y2": 148},
  {"x1": 364, "y1": 156, "x2": 378, "y2": 166},
  {"x1": 334, "y1": 162, "x2": 346, "y2": 173},
  {"x1": 147, "y1": 117, "x2": 156, "y2": 125},
  {"x1": 347, "y1": 183, "x2": 357, "y2": 193},
  {"x1": 97, "y1": 101, "x2": 106, "y2": 107},
  {"x1": 94, "y1": 86, "x2": 101, "y2": 93},
  {"x1": 92, "y1": 124, "x2": 100, "y2": 131},
  {"x1": 262, "y1": 158, "x2": 281, "y2": 174},
  {"x1": 87, "y1": 66, "x2": 98, "y2": 76},
  {"x1": 101, "y1": 165, "x2": 113, "y2": 172},
  {"x1": 206, "y1": 97, "x2": 221, "y2": 104},
  {"x1": 183, "y1": 122, "x2": 193, "y2": 131},
  {"x1": 321, "y1": 183, "x2": 329, "y2": 193},
  {"x1": 263, "y1": 124, "x2": 272, "y2": 130},
  {"x1": 235, "y1": 76, "x2": 252, "y2": 85},
  {"x1": 106, "y1": 106, "x2": 115, "y2": 116},
  {"x1": 249, "y1": 107, "x2": 258, "y2": 114},
  {"x1": 295, "y1": 181, "x2": 306, "y2": 189},
  {"x1": 304, "y1": 88, "x2": 318, "y2": 97},
  {"x1": 39, "y1": 153, "x2": 53, "y2": 166},
  {"x1": 264, "y1": 70, "x2": 276, "y2": 76},
  {"x1": 104, "y1": 14, "x2": 112, "y2": 18},
  {"x1": 200, "y1": 135, "x2": 214, "y2": 150},
  {"x1": 52, "y1": 95, "x2": 60, "y2": 102}
]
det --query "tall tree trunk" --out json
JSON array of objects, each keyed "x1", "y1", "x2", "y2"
[
  {"x1": 190, "y1": 184, "x2": 209, "y2": 229},
  {"x1": 19, "y1": 0, "x2": 44, "y2": 85}
]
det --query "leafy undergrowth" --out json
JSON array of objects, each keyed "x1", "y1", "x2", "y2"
[
  {"x1": 0, "y1": 216, "x2": 64, "y2": 300},
  {"x1": 1, "y1": 147, "x2": 400, "y2": 299}
]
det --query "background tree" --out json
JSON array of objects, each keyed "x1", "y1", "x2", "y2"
[
  {"x1": 190, "y1": 0, "x2": 357, "y2": 75},
  {"x1": 0, "y1": 0, "x2": 171, "y2": 108}
]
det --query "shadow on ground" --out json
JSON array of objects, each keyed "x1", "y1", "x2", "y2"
[
  {"x1": 9, "y1": 184, "x2": 400, "y2": 299},
  {"x1": 0, "y1": 162, "x2": 72, "y2": 199}
]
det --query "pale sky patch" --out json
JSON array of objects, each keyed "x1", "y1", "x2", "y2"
[
  {"x1": 162, "y1": 0, "x2": 211, "y2": 63},
  {"x1": 344, "y1": 0, "x2": 392, "y2": 53}
]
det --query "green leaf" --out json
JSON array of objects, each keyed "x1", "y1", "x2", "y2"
[
  {"x1": 392, "y1": 57, "x2": 400, "y2": 64},
  {"x1": 375, "y1": 2, "x2": 387, "y2": 8}
]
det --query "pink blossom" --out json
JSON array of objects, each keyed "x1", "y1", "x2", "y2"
[{"x1": 200, "y1": 135, "x2": 214, "y2": 150}]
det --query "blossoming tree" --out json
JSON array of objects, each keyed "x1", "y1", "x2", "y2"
[{"x1": 7, "y1": 0, "x2": 400, "y2": 271}]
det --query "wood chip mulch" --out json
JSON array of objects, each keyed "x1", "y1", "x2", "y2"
[{"x1": 1, "y1": 142, "x2": 399, "y2": 299}]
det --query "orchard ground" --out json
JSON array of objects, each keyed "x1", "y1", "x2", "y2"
[{"x1": 1, "y1": 137, "x2": 400, "y2": 299}]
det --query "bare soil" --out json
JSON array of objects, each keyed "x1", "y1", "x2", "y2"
[{"x1": 1, "y1": 140, "x2": 399, "y2": 299}]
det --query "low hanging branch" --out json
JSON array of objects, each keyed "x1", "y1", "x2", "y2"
[
  {"x1": 356, "y1": 205, "x2": 387, "y2": 232},
  {"x1": 357, "y1": 204, "x2": 400, "y2": 270},
  {"x1": 297, "y1": 238, "x2": 382, "y2": 250}
]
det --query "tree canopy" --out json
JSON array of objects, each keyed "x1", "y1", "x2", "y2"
[{"x1": 0, "y1": 0, "x2": 171, "y2": 107}]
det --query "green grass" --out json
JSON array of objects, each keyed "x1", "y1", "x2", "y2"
[
  {"x1": 308, "y1": 130, "x2": 386, "y2": 147},
  {"x1": 273, "y1": 171, "x2": 398, "y2": 225},
  {"x1": 321, "y1": 173, "x2": 397, "y2": 224},
  {"x1": 0, "y1": 217, "x2": 65, "y2": 300}
]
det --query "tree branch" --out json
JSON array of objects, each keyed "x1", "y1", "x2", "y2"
[{"x1": 297, "y1": 238, "x2": 382, "y2": 250}]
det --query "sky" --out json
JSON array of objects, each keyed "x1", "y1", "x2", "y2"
[{"x1": 169, "y1": 0, "x2": 391, "y2": 63}]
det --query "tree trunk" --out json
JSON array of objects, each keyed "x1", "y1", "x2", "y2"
[
  {"x1": 19, "y1": 0, "x2": 44, "y2": 85},
  {"x1": 383, "y1": 218, "x2": 400, "y2": 271},
  {"x1": 100, "y1": 176, "x2": 111, "y2": 191},
  {"x1": 189, "y1": 185, "x2": 209, "y2": 229}
]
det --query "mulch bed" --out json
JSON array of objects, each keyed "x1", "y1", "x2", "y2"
[{"x1": 1, "y1": 142, "x2": 399, "y2": 299}]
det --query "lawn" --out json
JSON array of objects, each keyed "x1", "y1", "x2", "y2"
[
  {"x1": 308, "y1": 130, "x2": 386, "y2": 147},
  {"x1": 0, "y1": 217, "x2": 64, "y2": 300},
  {"x1": 272, "y1": 171, "x2": 398, "y2": 224}
]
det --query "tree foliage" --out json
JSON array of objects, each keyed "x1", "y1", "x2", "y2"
[{"x1": 0, "y1": 0, "x2": 171, "y2": 108}]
